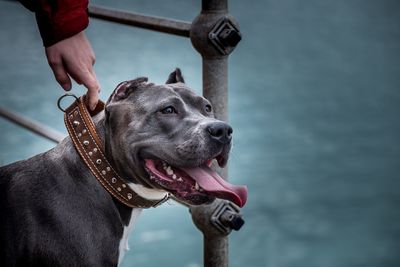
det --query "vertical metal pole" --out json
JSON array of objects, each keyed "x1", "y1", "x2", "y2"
[
  {"x1": 202, "y1": 56, "x2": 229, "y2": 266},
  {"x1": 203, "y1": 58, "x2": 228, "y2": 122},
  {"x1": 190, "y1": 1, "x2": 241, "y2": 266}
]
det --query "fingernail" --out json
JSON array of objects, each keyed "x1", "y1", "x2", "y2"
[{"x1": 62, "y1": 84, "x2": 71, "y2": 91}]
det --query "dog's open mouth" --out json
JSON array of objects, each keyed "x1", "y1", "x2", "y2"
[{"x1": 144, "y1": 159, "x2": 247, "y2": 207}]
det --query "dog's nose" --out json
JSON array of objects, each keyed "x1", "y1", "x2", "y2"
[{"x1": 207, "y1": 122, "x2": 233, "y2": 144}]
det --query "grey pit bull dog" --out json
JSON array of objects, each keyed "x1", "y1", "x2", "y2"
[{"x1": 0, "y1": 69, "x2": 247, "y2": 267}]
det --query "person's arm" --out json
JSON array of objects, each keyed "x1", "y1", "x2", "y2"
[{"x1": 19, "y1": 0, "x2": 99, "y2": 110}]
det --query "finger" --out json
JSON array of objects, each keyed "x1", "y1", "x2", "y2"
[
  {"x1": 89, "y1": 68, "x2": 101, "y2": 94},
  {"x1": 82, "y1": 71, "x2": 100, "y2": 111},
  {"x1": 49, "y1": 61, "x2": 72, "y2": 91},
  {"x1": 65, "y1": 63, "x2": 99, "y2": 110},
  {"x1": 86, "y1": 84, "x2": 99, "y2": 111}
]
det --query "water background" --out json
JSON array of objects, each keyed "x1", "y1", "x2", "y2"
[{"x1": 1, "y1": 1, "x2": 400, "y2": 266}]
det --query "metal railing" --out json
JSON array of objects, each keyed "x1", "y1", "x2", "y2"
[
  {"x1": 89, "y1": 5, "x2": 191, "y2": 37},
  {"x1": 0, "y1": 107, "x2": 64, "y2": 143},
  {"x1": 0, "y1": 1, "x2": 243, "y2": 266}
]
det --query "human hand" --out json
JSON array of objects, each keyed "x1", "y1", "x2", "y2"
[{"x1": 45, "y1": 31, "x2": 100, "y2": 110}]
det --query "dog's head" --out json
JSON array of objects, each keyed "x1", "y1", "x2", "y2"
[{"x1": 104, "y1": 69, "x2": 247, "y2": 207}]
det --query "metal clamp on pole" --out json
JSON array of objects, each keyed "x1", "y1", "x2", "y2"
[
  {"x1": 209, "y1": 17, "x2": 242, "y2": 56},
  {"x1": 211, "y1": 200, "x2": 245, "y2": 235}
]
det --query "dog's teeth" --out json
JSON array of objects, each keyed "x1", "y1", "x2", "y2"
[
  {"x1": 195, "y1": 182, "x2": 199, "y2": 190},
  {"x1": 162, "y1": 162, "x2": 167, "y2": 170},
  {"x1": 172, "y1": 174, "x2": 177, "y2": 180},
  {"x1": 177, "y1": 177, "x2": 183, "y2": 182},
  {"x1": 166, "y1": 166, "x2": 174, "y2": 176}
]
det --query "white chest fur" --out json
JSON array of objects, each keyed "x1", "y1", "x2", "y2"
[
  {"x1": 117, "y1": 183, "x2": 168, "y2": 265},
  {"x1": 118, "y1": 208, "x2": 142, "y2": 266}
]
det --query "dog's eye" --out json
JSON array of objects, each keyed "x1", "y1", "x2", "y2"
[
  {"x1": 161, "y1": 106, "x2": 177, "y2": 114},
  {"x1": 205, "y1": 104, "x2": 212, "y2": 113}
]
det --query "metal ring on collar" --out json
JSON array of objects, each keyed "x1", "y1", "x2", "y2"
[{"x1": 57, "y1": 93, "x2": 78, "y2": 113}]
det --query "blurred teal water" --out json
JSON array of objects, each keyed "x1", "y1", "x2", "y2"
[{"x1": 1, "y1": 1, "x2": 400, "y2": 266}]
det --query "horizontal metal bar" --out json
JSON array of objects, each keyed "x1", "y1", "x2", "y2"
[
  {"x1": 88, "y1": 5, "x2": 191, "y2": 37},
  {"x1": 0, "y1": 107, "x2": 65, "y2": 144}
]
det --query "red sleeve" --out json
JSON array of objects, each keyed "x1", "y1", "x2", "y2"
[{"x1": 21, "y1": 0, "x2": 89, "y2": 47}]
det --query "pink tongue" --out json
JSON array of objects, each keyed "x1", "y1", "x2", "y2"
[{"x1": 182, "y1": 165, "x2": 248, "y2": 208}]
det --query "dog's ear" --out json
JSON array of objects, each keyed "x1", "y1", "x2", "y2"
[
  {"x1": 106, "y1": 77, "x2": 148, "y2": 105},
  {"x1": 166, "y1": 68, "x2": 185, "y2": 84}
]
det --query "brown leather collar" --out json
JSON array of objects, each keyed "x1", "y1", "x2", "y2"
[{"x1": 60, "y1": 94, "x2": 169, "y2": 209}]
